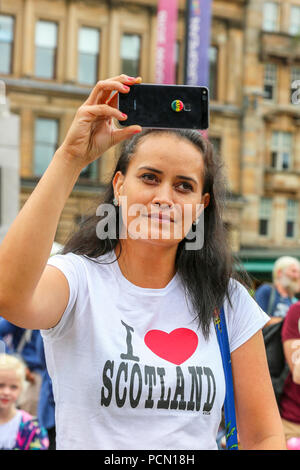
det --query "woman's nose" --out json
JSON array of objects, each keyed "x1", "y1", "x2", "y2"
[{"x1": 151, "y1": 183, "x2": 174, "y2": 208}]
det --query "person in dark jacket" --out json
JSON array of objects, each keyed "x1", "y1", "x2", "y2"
[
  {"x1": 255, "y1": 256, "x2": 300, "y2": 326},
  {"x1": 35, "y1": 333, "x2": 56, "y2": 450}
]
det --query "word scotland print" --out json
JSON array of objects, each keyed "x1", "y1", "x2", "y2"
[{"x1": 100, "y1": 321, "x2": 217, "y2": 413}]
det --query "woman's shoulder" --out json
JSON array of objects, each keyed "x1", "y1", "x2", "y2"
[
  {"x1": 227, "y1": 277, "x2": 252, "y2": 298},
  {"x1": 48, "y1": 250, "x2": 115, "y2": 269}
]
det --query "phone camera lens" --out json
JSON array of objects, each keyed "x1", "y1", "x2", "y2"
[{"x1": 202, "y1": 95, "x2": 207, "y2": 101}]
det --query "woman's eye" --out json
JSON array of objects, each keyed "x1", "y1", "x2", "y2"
[
  {"x1": 140, "y1": 174, "x2": 193, "y2": 192},
  {"x1": 178, "y1": 182, "x2": 193, "y2": 192},
  {"x1": 141, "y1": 173, "x2": 157, "y2": 183}
]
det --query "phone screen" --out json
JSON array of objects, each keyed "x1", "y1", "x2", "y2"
[{"x1": 117, "y1": 84, "x2": 209, "y2": 130}]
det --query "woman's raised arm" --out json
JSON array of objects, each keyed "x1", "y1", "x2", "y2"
[{"x1": 0, "y1": 75, "x2": 142, "y2": 330}]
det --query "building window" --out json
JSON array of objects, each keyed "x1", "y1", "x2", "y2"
[
  {"x1": 78, "y1": 27, "x2": 100, "y2": 86},
  {"x1": 120, "y1": 34, "x2": 141, "y2": 77},
  {"x1": 259, "y1": 198, "x2": 272, "y2": 236},
  {"x1": 35, "y1": 20, "x2": 58, "y2": 79},
  {"x1": 33, "y1": 117, "x2": 58, "y2": 176},
  {"x1": 290, "y1": 5, "x2": 300, "y2": 36},
  {"x1": 286, "y1": 200, "x2": 298, "y2": 238},
  {"x1": 209, "y1": 46, "x2": 218, "y2": 101},
  {"x1": 291, "y1": 66, "x2": 300, "y2": 103},
  {"x1": 0, "y1": 15, "x2": 14, "y2": 74},
  {"x1": 271, "y1": 131, "x2": 293, "y2": 170},
  {"x1": 79, "y1": 161, "x2": 98, "y2": 182},
  {"x1": 263, "y1": 2, "x2": 279, "y2": 32},
  {"x1": 263, "y1": 63, "x2": 277, "y2": 100}
]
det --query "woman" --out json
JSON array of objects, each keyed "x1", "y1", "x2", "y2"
[{"x1": 0, "y1": 75, "x2": 286, "y2": 450}]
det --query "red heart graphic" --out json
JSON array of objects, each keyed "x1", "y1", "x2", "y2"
[{"x1": 144, "y1": 328, "x2": 198, "y2": 365}]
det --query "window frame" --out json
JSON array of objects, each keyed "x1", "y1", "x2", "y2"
[
  {"x1": 209, "y1": 45, "x2": 219, "y2": 102},
  {"x1": 77, "y1": 25, "x2": 101, "y2": 86},
  {"x1": 286, "y1": 199, "x2": 298, "y2": 239},
  {"x1": 120, "y1": 32, "x2": 142, "y2": 77},
  {"x1": 263, "y1": 63, "x2": 277, "y2": 101},
  {"x1": 34, "y1": 19, "x2": 58, "y2": 80},
  {"x1": 259, "y1": 197, "x2": 272, "y2": 237},
  {"x1": 0, "y1": 13, "x2": 15, "y2": 75},
  {"x1": 270, "y1": 131, "x2": 293, "y2": 171},
  {"x1": 33, "y1": 116, "x2": 59, "y2": 177},
  {"x1": 290, "y1": 4, "x2": 300, "y2": 36},
  {"x1": 262, "y1": 1, "x2": 280, "y2": 32}
]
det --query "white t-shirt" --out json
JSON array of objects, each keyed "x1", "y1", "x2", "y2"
[{"x1": 41, "y1": 250, "x2": 269, "y2": 450}]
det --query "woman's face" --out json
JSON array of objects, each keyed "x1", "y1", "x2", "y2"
[
  {"x1": 0, "y1": 369, "x2": 22, "y2": 411},
  {"x1": 113, "y1": 133, "x2": 210, "y2": 248}
]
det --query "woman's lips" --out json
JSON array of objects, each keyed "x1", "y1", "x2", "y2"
[{"x1": 146, "y1": 213, "x2": 174, "y2": 222}]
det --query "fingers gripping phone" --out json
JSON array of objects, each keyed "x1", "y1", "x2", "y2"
[{"x1": 117, "y1": 83, "x2": 209, "y2": 130}]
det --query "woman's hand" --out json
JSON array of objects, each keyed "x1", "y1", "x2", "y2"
[{"x1": 58, "y1": 75, "x2": 142, "y2": 169}]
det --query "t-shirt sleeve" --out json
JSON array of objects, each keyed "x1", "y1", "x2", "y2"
[
  {"x1": 40, "y1": 253, "x2": 86, "y2": 341},
  {"x1": 282, "y1": 302, "x2": 300, "y2": 342},
  {"x1": 224, "y1": 279, "x2": 270, "y2": 353}
]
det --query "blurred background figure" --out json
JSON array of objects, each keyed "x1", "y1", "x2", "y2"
[
  {"x1": 0, "y1": 319, "x2": 43, "y2": 417},
  {"x1": 255, "y1": 257, "x2": 300, "y2": 407},
  {"x1": 36, "y1": 334, "x2": 55, "y2": 450},
  {"x1": 0, "y1": 353, "x2": 49, "y2": 450},
  {"x1": 280, "y1": 301, "x2": 300, "y2": 444},
  {"x1": 255, "y1": 256, "x2": 300, "y2": 325}
]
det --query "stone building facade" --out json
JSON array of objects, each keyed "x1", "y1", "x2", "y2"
[{"x1": 1, "y1": 0, "x2": 300, "y2": 279}]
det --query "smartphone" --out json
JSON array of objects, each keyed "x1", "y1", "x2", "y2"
[{"x1": 117, "y1": 83, "x2": 209, "y2": 130}]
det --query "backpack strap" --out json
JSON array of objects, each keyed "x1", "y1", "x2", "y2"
[
  {"x1": 267, "y1": 286, "x2": 276, "y2": 316},
  {"x1": 16, "y1": 329, "x2": 32, "y2": 355},
  {"x1": 214, "y1": 306, "x2": 238, "y2": 450}
]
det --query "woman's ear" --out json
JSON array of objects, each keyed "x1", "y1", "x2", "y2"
[
  {"x1": 202, "y1": 193, "x2": 210, "y2": 209},
  {"x1": 112, "y1": 171, "x2": 125, "y2": 199}
]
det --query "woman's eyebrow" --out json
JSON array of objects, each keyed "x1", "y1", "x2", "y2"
[{"x1": 138, "y1": 166, "x2": 198, "y2": 185}]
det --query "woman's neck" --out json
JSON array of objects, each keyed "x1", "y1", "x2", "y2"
[
  {"x1": 0, "y1": 406, "x2": 17, "y2": 425},
  {"x1": 115, "y1": 241, "x2": 178, "y2": 289}
]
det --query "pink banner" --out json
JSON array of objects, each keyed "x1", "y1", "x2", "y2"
[{"x1": 155, "y1": 0, "x2": 178, "y2": 84}]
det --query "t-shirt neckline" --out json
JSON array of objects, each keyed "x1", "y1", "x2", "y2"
[{"x1": 103, "y1": 249, "x2": 180, "y2": 296}]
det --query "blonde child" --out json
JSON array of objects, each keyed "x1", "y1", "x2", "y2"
[{"x1": 0, "y1": 354, "x2": 49, "y2": 450}]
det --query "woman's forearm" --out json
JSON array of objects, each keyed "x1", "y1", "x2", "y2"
[
  {"x1": 246, "y1": 434, "x2": 287, "y2": 450},
  {"x1": 0, "y1": 149, "x2": 82, "y2": 310}
]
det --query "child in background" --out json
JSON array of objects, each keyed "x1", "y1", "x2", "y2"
[{"x1": 0, "y1": 354, "x2": 49, "y2": 450}]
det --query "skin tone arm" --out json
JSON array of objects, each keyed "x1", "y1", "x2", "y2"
[
  {"x1": 283, "y1": 339, "x2": 300, "y2": 385},
  {"x1": 231, "y1": 330, "x2": 287, "y2": 450},
  {"x1": 0, "y1": 75, "x2": 142, "y2": 330}
]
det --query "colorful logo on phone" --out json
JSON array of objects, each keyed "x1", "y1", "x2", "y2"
[{"x1": 171, "y1": 100, "x2": 184, "y2": 112}]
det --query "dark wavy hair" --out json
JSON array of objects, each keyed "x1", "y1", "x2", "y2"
[{"x1": 62, "y1": 128, "x2": 243, "y2": 339}]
